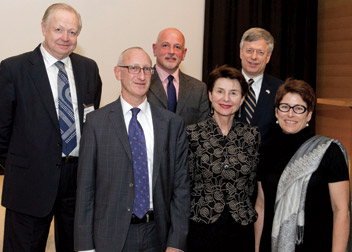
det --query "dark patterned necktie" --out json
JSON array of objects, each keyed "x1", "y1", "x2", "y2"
[
  {"x1": 128, "y1": 108, "x2": 150, "y2": 218},
  {"x1": 167, "y1": 75, "x2": 177, "y2": 112},
  {"x1": 55, "y1": 61, "x2": 77, "y2": 155},
  {"x1": 243, "y1": 78, "x2": 256, "y2": 125}
]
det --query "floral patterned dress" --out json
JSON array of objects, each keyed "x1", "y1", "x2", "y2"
[{"x1": 187, "y1": 115, "x2": 260, "y2": 251}]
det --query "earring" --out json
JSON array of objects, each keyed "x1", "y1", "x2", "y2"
[
  {"x1": 306, "y1": 122, "x2": 309, "y2": 127},
  {"x1": 276, "y1": 120, "x2": 278, "y2": 124}
]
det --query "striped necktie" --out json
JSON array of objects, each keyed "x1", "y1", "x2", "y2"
[
  {"x1": 243, "y1": 78, "x2": 256, "y2": 125},
  {"x1": 55, "y1": 61, "x2": 77, "y2": 155}
]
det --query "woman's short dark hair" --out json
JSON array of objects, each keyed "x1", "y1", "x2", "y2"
[
  {"x1": 207, "y1": 65, "x2": 249, "y2": 97},
  {"x1": 275, "y1": 78, "x2": 316, "y2": 112}
]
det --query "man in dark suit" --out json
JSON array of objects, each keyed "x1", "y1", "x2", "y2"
[
  {"x1": 147, "y1": 28, "x2": 209, "y2": 126},
  {"x1": 0, "y1": 3, "x2": 102, "y2": 252},
  {"x1": 74, "y1": 47, "x2": 190, "y2": 252},
  {"x1": 238, "y1": 27, "x2": 284, "y2": 147}
]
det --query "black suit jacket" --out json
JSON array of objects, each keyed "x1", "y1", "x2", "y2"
[
  {"x1": 239, "y1": 73, "x2": 283, "y2": 147},
  {"x1": 0, "y1": 45, "x2": 102, "y2": 217},
  {"x1": 74, "y1": 98, "x2": 190, "y2": 252},
  {"x1": 147, "y1": 69, "x2": 209, "y2": 126}
]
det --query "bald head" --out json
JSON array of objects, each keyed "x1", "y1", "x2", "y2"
[
  {"x1": 153, "y1": 28, "x2": 187, "y2": 74},
  {"x1": 156, "y1": 28, "x2": 185, "y2": 46},
  {"x1": 114, "y1": 47, "x2": 153, "y2": 107},
  {"x1": 118, "y1": 47, "x2": 152, "y2": 66}
]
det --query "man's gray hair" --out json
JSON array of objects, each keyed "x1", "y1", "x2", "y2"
[
  {"x1": 239, "y1": 27, "x2": 274, "y2": 53},
  {"x1": 42, "y1": 3, "x2": 82, "y2": 34}
]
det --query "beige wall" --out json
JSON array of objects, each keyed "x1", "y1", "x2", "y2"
[{"x1": 0, "y1": 0, "x2": 205, "y2": 107}]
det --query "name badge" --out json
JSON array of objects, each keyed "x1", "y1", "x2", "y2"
[{"x1": 83, "y1": 104, "x2": 95, "y2": 123}]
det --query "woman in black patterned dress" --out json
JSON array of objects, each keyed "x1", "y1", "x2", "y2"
[{"x1": 187, "y1": 65, "x2": 261, "y2": 251}]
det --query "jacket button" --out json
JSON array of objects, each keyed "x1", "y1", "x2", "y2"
[
  {"x1": 127, "y1": 208, "x2": 131, "y2": 212},
  {"x1": 129, "y1": 183, "x2": 134, "y2": 187},
  {"x1": 224, "y1": 164, "x2": 229, "y2": 169}
]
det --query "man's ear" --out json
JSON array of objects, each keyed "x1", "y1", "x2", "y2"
[{"x1": 114, "y1": 66, "x2": 121, "y2": 80}]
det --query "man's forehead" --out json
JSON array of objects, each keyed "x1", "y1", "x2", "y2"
[
  {"x1": 244, "y1": 39, "x2": 268, "y2": 47},
  {"x1": 123, "y1": 50, "x2": 151, "y2": 65},
  {"x1": 159, "y1": 32, "x2": 184, "y2": 43}
]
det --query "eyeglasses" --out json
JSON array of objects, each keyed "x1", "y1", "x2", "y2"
[
  {"x1": 278, "y1": 103, "x2": 307, "y2": 114},
  {"x1": 118, "y1": 65, "x2": 154, "y2": 75}
]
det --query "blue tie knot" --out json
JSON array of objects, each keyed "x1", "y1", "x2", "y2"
[
  {"x1": 131, "y1": 107, "x2": 141, "y2": 118},
  {"x1": 55, "y1": 61, "x2": 65, "y2": 72},
  {"x1": 167, "y1": 75, "x2": 174, "y2": 85}
]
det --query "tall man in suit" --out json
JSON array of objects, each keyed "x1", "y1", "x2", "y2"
[
  {"x1": 147, "y1": 28, "x2": 209, "y2": 126},
  {"x1": 0, "y1": 3, "x2": 102, "y2": 252},
  {"x1": 238, "y1": 27, "x2": 284, "y2": 147},
  {"x1": 74, "y1": 47, "x2": 190, "y2": 252}
]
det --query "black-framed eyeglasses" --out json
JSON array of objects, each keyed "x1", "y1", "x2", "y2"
[
  {"x1": 278, "y1": 103, "x2": 307, "y2": 114},
  {"x1": 118, "y1": 65, "x2": 154, "y2": 75}
]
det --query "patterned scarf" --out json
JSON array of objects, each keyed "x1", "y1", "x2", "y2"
[{"x1": 271, "y1": 135, "x2": 350, "y2": 252}]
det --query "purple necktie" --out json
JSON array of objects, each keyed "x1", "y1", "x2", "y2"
[{"x1": 128, "y1": 108, "x2": 150, "y2": 218}]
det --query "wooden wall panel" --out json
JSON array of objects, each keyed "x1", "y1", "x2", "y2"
[{"x1": 316, "y1": 0, "x2": 352, "y2": 188}]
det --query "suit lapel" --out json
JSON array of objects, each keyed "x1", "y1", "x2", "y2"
[
  {"x1": 176, "y1": 71, "x2": 192, "y2": 114},
  {"x1": 150, "y1": 105, "x2": 166, "y2": 191},
  {"x1": 252, "y1": 75, "x2": 273, "y2": 124},
  {"x1": 29, "y1": 46, "x2": 60, "y2": 131},
  {"x1": 108, "y1": 98, "x2": 133, "y2": 161},
  {"x1": 70, "y1": 54, "x2": 85, "y2": 130},
  {"x1": 150, "y1": 71, "x2": 168, "y2": 108}
]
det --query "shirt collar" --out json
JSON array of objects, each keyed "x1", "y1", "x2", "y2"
[
  {"x1": 40, "y1": 43, "x2": 70, "y2": 68},
  {"x1": 155, "y1": 64, "x2": 180, "y2": 83},
  {"x1": 241, "y1": 71, "x2": 263, "y2": 85},
  {"x1": 120, "y1": 95, "x2": 149, "y2": 116}
]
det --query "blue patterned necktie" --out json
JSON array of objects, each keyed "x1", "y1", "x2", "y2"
[
  {"x1": 128, "y1": 108, "x2": 150, "y2": 218},
  {"x1": 55, "y1": 61, "x2": 77, "y2": 155},
  {"x1": 243, "y1": 78, "x2": 256, "y2": 125},
  {"x1": 167, "y1": 75, "x2": 177, "y2": 112}
]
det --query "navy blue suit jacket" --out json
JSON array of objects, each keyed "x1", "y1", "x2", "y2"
[{"x1": 239, "y1": 73, "x2": 283, "y2": 147}]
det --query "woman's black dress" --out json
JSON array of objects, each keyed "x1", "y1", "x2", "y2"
[{"x1": 257, "y1": 126, "x2": 349, "y2": 252}]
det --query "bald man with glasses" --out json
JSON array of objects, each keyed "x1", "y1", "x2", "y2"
[{"x1": 74, "y1": 47, "x2": 190, "y2": 252}]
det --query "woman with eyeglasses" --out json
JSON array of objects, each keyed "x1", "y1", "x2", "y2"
[{"x1": 254, "y1": 78, "x2": 351, "y2": 252}]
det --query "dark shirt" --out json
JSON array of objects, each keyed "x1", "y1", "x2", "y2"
[{"x1": 258, "y1": 126, "x2": 349, "y2": 252}]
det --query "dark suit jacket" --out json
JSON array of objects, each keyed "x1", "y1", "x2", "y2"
[
  {"x1": 0, "y1": 45, "x2": 102, "y2": 217},
  {"x1": 74, "y1": 98, "x2": 190, "y2": 252},
  {"x1": 147, "y1": 69, "x2": 209, "y2": 126},
  {"x1": 239, "y1": 73, "x2": 283, "y2": 147}
]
